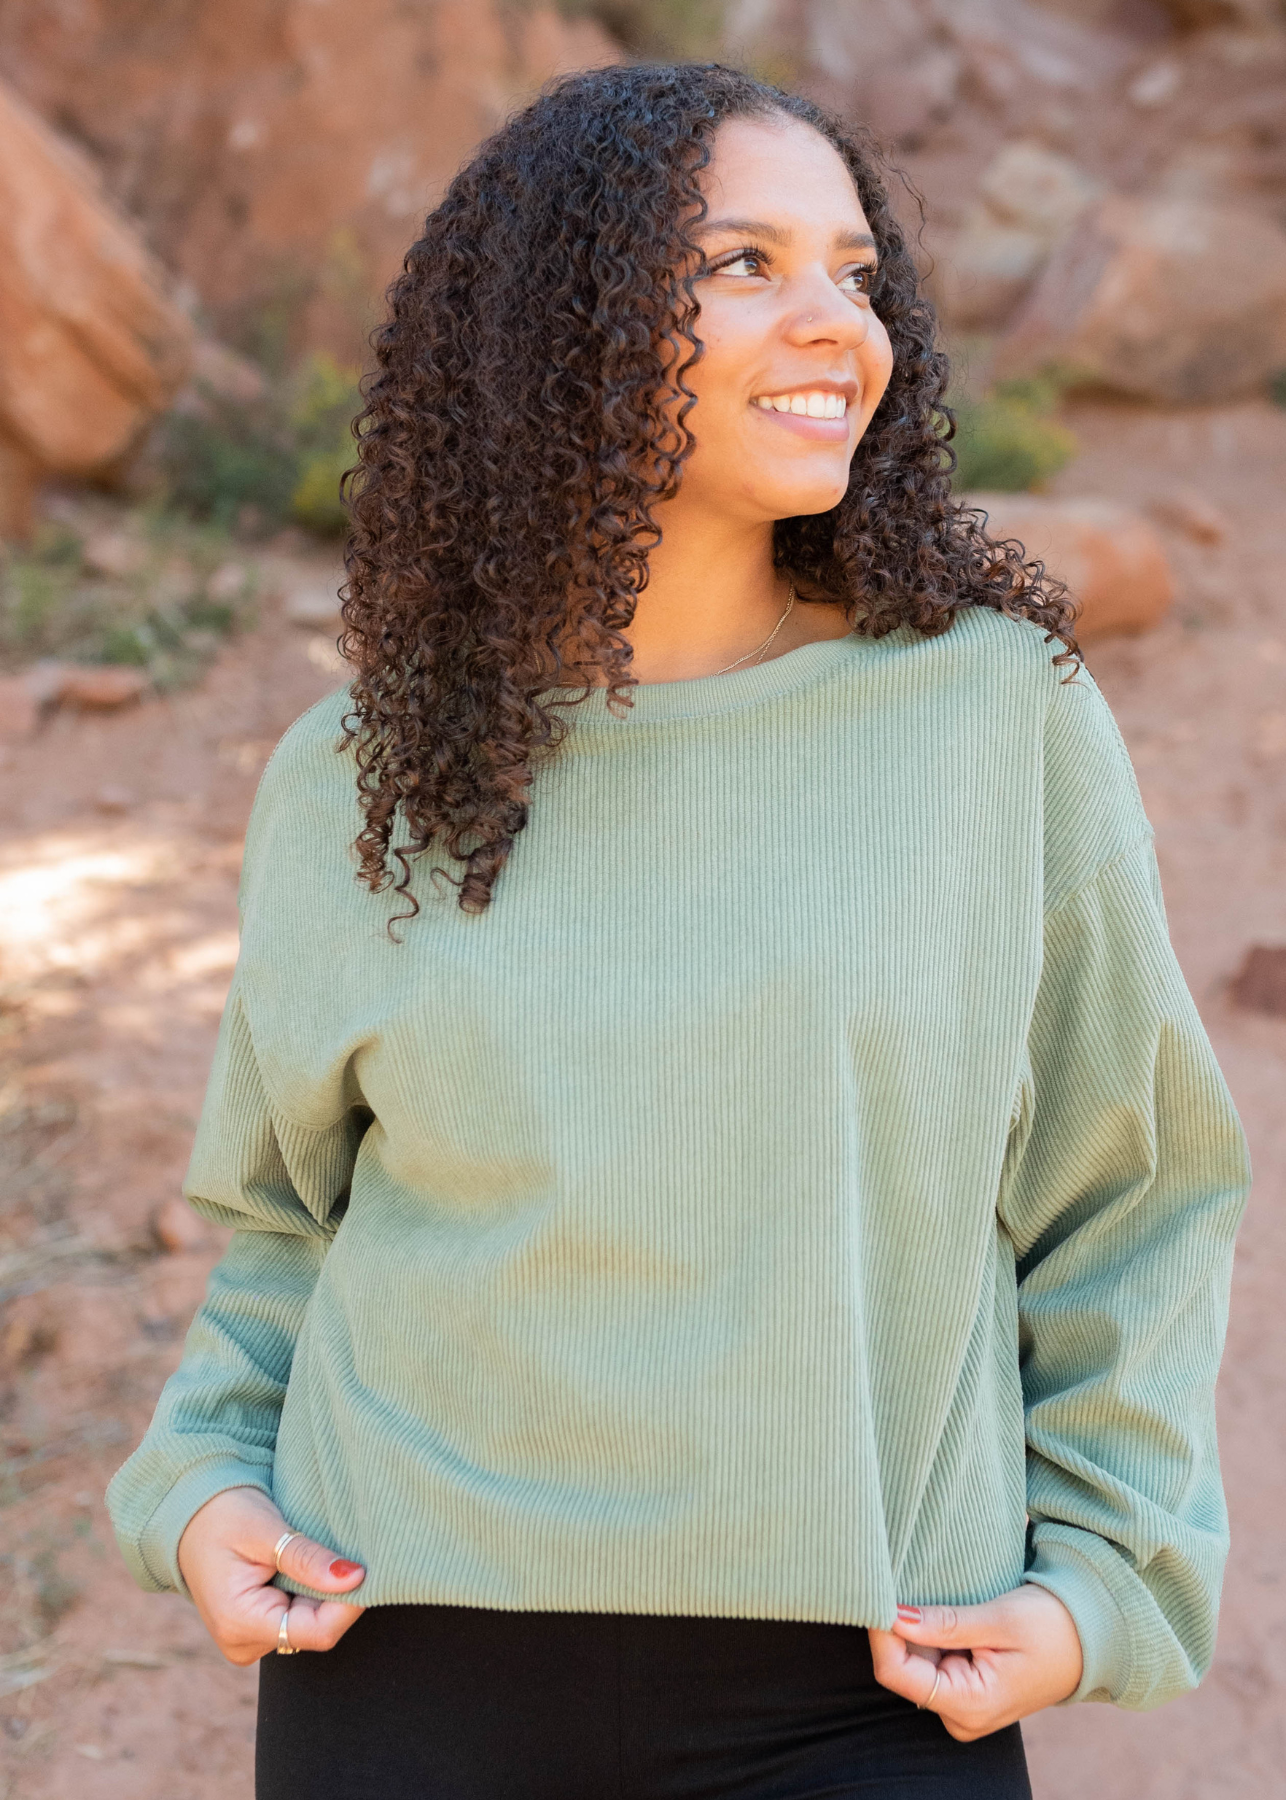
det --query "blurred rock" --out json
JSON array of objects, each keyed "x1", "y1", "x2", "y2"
[
  {"x1": 941, "y1": 140, "x2": 1100, "y2": 327},
  {"x1": 0, "y1": 674, "x2": 40, "y2": 742},
  {"x1": 993, "y1": 194, "x2": 1286, "y2": 403},
  {"x1": 978, "y1": 139, "x2": 1101, "y2": 236},
  {"x1": 940, "y1": 0, "x2": 1136, "y2": 103},
  {"x1": 284, "y1": 576, "x2": 344, "y2": 628},
  {"x1": 151, "y1": 1196, "x2": 208, "y2": 1254},
  {"x1": 54, "y1": 665, "x2": 149, "y2": 710},
  {"x1": 1148, "y1": 488, "x2": 1231, "y2": 544},
  {"x1": 1229, "y1": 944, "x2": 1286, "y2": 1016},
  {"x1": 0, "y1": 78, "x2": 194, "y2": 531},
  {"x1": 81, "y1": 527, "x2": 146, "y2": 579},
  {"x1": 863, "y1": 44, "x2": 962, "y2": 144},
  {"x1": 963, "y1": 492, "x2": 1175, "y2": 638}
]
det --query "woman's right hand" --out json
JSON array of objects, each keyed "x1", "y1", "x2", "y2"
[{"x1": 176, "y1": 1486, "x2": 367, "y2": 1666}]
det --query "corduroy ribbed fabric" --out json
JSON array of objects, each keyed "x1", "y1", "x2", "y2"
[{"x1": 106, "y1": 608, "x2": 1249, "y2": 1713}]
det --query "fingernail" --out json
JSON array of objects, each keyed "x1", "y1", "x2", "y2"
[
  {"x1": 329, "y1": 1559, "x2": 363, "y2": 1578},
  {"x1": 896, "y1": 1605, "x2": 922, "y2": 1623}
]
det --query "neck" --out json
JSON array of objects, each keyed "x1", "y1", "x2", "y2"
[{"x1": 624, "y1": 509, "x2": 791, "y2": 684}]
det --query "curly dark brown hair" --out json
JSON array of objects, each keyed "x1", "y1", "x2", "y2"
[{"x1": 339, "y1": 61, "x2": 1077, "y2": 917}]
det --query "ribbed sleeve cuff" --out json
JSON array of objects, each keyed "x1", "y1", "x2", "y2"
[
  {"x1": 1023, "y1": 1524, "x2": 1138, "y2": 1705},
  {"x1": 133, "y1": 1459, "x2": 274, "y2": 1599}
]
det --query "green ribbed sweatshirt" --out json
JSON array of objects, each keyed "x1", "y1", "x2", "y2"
[{"x1": 107, "y1": 608, "x2": 1249, "y2": 1711}]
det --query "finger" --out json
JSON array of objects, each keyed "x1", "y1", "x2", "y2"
[
  {"x1": 273, "y1": 1530, "x2": 366, "y2": 1595},
  {"x1": 891, "y1": 1598, "x2": 1014, "y2": 1651},
  {"x1": 276, "y1": 1597, "x2": 366, "y2": 1654},
  {"x1": 868, "y1": 1628, "x2": 944, "y2": 1706},
  {"x1": 872, "y1": 1628, "x2": 1001, "y2": 1718}
]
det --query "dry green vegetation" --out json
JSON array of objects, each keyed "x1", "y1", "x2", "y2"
[
  {"x1": 0, "y1": 512, "x2": 258, "y2": 687},
  {"x1": 156, "y1": 351, "x2": 362, "y2": 539},
  {"x1": 947, "y1": 373, "x2": 1078, "y2": 494},
  {"x1": 0, "y1": 350, "x2": 362, "y2": 685}
]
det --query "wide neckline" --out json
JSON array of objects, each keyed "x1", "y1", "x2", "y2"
[{"x1": 546, "y1": 633, "x2": 867, "y2": 729}]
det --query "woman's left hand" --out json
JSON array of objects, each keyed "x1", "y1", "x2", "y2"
[{"x1": 868, "y1": 1584, "x2": 1083, "y2": 1741}]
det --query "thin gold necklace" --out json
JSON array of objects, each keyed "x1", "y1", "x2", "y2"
[{"x1": 714, "y1": 583, "x2": 797, "y2": 676}]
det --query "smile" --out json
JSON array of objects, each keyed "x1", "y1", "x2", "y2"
[{"x1": 752, "y1": 390, "x2": 848, "y2": 419}]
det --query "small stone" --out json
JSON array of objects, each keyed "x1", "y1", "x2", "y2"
[
  {"x1": 82, "y1": 528, "x2": 146, "y2": 579},
  {"x1": 0, "y1": 1311, "x2": 37, "y2": 1366},
  {"x1": 284, "y1": 576, "x2": 344, "y2": 628},
  {"x1": 94, "y1": 784, "x2": 136, "y2": 813},
  {"x1": 1229, "y1": 945, "x2": 1286, "y2": 1018},
  {"x1": 24, "y1": 658, "x2": 72, "y2": 705},
  {"x1": 58, "y1": 665, "x2": 149, "y2": 709},
  {"x1": 0, "y1": 1296, "x2": 56, "y2": 1367},
  {"x1": 1147, "y1": 489, "x2": 1230, "y2": 545},
  {"x1": 151, "y1": 1196, "x2": 208, "y2": 1253},
  {"x1": 0, "y1": 674, "x2": 39, "y2": 741}
]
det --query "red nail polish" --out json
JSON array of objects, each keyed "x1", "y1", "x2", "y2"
[
  {"x1": 329, "y1": 1559, "x2": 363, "y2": 1578},
  {"x1": 896, "y1": 1605, "x2": 922, "y2": 1623}
]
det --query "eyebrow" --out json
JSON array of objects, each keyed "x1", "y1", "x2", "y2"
[{"x1": 696, "y1": 216, "x2": 879, "y2": 254}]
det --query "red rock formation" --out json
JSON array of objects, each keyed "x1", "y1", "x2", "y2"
[
  {"x1": 0, "y1": 0, "x2": 616, "y2": 361},
  {"x1": 0, "y1": 80, "x2": 193, "y2": 537},
  {"x1": 962, "y1": 492, "x2": 1175, "y2": 640}
]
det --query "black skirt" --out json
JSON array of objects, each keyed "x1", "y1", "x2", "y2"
[{"x1": 257, "y1": 1603, "x2": 1032, "y2": 1800}]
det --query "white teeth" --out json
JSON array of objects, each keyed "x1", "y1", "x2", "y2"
[{"x1": 754, "y1": 391, "x2": 848, "y2": 418}]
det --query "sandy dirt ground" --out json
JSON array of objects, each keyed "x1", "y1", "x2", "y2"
[{"x1": 0, "y1": 400, "x2": 1283, "y2": 1799}]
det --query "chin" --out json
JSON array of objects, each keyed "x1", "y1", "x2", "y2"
[{"x1": 767, "y1": 481, "x2": 850, "y2": 520}]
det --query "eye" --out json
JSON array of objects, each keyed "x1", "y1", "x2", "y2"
[
  {"x1": 839, "y1": 262, "x2": 878, "y2": 296},
  {"x1": 710, "y1": 247, "x2": 769, "y2": 279}
]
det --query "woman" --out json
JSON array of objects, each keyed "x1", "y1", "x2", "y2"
[{"x1": 107, "y1": 63, "x2": 1249, "y2": 1800}]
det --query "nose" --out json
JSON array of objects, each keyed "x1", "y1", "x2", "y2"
[{"x1": 782, "y1": 273, "x2": 870, "y2": 349}]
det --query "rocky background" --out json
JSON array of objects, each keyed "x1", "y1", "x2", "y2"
[{"x1": 0, "y1": 4, "x2": 1284, "y2": 1798}]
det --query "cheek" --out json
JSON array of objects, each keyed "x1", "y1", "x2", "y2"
[
  {"x1": 685, "y1": 313, "x2": 757, "y2": 420},
  {"x1": 862, "y1": 315, "x2": 895, "y2": 398}
]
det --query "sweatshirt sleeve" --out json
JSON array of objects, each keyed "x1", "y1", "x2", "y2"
[
  {"x1": 105, "y1": 710, "x2": 369, "y2": 1597},
  {"x1": 998, "y1": 676, "x2": 1250, "y2": 1710}
]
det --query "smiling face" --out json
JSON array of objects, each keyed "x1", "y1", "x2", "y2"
[{"x1": 672, "y1": 113, "x2": 895, "y2": 529}]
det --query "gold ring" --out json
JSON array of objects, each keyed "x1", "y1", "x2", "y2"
[
  {"x1": 273, "y1": 1530, "x2": 301, "y2": 1573},
  {"x1": 276, "y1": 1607, "x2": 297, "y2": 1655},
  {"x1": 917, "y1": 1667, "x2": 942, "y2": 1711}
]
